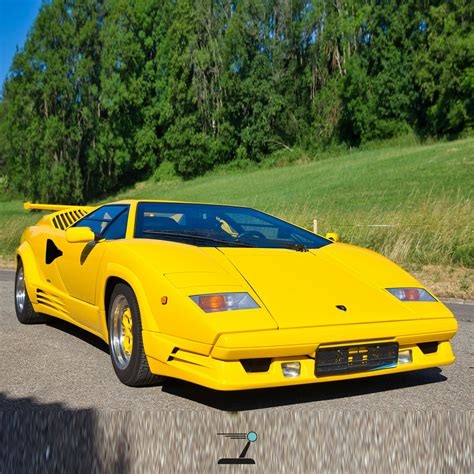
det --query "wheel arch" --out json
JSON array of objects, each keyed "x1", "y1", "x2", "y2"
[
  {"x1": 104, "y1": 276, "x2": 128, "y2": 323},
  {"x1": 99, "y1": 263, "x2": 160, "y2": 335},
  {"x1": 16, "y1": 241, "x2": 42, "y2": 304}
]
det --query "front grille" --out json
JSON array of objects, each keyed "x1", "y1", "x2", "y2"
[{"x1": 316, "y1": 342, "x2": 398, "y2": 377}]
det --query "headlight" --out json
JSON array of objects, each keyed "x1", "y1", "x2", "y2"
[
  {"x1": 386, "y1": 288, "x2": 436, "y2": 302},
  {"x1": 190, "y1": 292, "x2": 260, "y2": 313}
]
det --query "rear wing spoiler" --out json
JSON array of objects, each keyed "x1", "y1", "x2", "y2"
[{"x1": 24, "y1": 202, "x2": 80, "y2": 212}]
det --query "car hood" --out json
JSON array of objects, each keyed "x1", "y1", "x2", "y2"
[{"x1": 218, "y1": 244, "x2": 450, "y2": 329}]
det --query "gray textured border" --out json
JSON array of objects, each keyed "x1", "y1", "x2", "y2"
[{"x1": 0, "y1": 410, "x2": 472, "y2": 473}]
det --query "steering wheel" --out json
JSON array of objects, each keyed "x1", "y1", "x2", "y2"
[{"x1": 237, "y1": 230, "x2": 266, "y2": 240}]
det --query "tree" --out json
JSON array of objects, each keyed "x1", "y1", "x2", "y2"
[{"x1": 0, "y1": 0, "x2": 471, "y2": 202}]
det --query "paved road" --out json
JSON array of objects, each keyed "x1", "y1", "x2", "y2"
[{"x1": 1, "y1": 269, "x2": 472, "y2": 412}]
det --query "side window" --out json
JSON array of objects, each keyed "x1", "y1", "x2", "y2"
[
  {"x1": 74, "y1": 205, "x2": 128, "y2": 236},
  {"x1": 102, "y1": 209, "x2": 129, "y2": 240}
]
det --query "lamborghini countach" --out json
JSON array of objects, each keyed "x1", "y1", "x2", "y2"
[{"x1": 15, "y1": 200, "x2": 457, "y2": 389}]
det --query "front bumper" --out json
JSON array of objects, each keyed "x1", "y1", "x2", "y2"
[{"x1": 143, "y1": 317, "x2": 457, "y2": 391}]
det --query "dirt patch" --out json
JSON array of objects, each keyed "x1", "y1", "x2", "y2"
[
  {"x1": 0, "y1": 257, "x2": 15, "y2": 268},
  {"x1": 409, "y1": 265, "x2": 473, "y2": 300}
]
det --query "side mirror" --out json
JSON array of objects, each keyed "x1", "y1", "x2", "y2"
[
  {"x1": 325, "y1": 232, "x2": 340, "y2": 242},
  {"x1": 66, "y1": 227, "x2": 99, "y2": 243}
]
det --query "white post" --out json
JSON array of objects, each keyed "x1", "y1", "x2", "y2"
[{"x1": 312, "y1": 219, "x2": 318, "y2": 234}]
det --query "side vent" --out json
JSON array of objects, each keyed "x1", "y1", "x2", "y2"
[
  {"x1": 46, "y1": 239, "x2": 63, "y2": 264},
  {"x1": 36, "y1": 289, "x2": 68, "y2": 317},
  {"x1": 167, "y1": 347, "x2": 180, "y2": 362},
  {"x1": 241, "y1": 358, "x2": 272, "y2": 373},
  {"x1": 418, "y1": 342, "x2": 439, "y2": 354},
  {"x1": 51, "y1": 209, "x2": 89, "y2": 230}
]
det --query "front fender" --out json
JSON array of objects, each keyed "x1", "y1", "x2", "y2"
[{"x1": 97, "y1": 261, "x2": 160, "y2": 334}]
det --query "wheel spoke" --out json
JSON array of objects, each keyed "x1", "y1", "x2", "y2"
[{"x1": 110, "y1": 295, "x2": 134, "y2": 369}]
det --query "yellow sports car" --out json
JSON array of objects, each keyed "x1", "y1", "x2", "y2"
[{"x1": 15, "y1": 200, "x2": 457, "y2": 390}]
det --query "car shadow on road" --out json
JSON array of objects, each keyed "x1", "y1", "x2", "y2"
[
  {"x1": 46, "y1": 318, "x2": 109, "y2": 354},
  {"x1": 160, "y1": 368, "x2": 447, "y2": 411}
]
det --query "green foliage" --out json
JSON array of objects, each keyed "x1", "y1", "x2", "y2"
[
  {"x1": 0, "y1": 0, "x2": 472, "y2": 202},
  {"x1": 412, "y1": 0, "x2": 474, "y2": 136},
  {"x1": 152, "y1": 160, "x2": 178, "y2": 182}
]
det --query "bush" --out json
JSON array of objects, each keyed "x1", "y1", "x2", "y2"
[{"x1": 153, "y1": 161, "x2": 179, "y2": 182}]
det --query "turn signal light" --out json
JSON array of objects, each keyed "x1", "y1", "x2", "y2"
[
  {"x1": 387, "y1": 288, "x2": 436, "y2": 302},
  {"x1": 198, "y1": 295, "x2": 226, "y2": 311},
  {"x1": 190, "y1": 292, "x2": 260, "y2": 313}
]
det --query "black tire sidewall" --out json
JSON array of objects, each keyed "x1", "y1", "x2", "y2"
[{"x1": 14, "y1": 261, "x2": 23, "y2": 318}]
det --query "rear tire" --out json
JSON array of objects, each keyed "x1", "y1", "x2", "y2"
[
  {"x1": 108, "y1": 283, "x2": 163, "y2": 387},
  {"x1": 15, "y1": 259, "x2": 48, "y2": 324}
]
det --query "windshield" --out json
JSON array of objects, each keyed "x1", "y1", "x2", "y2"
[{"x1": 134, "y1": 202, "x2": 331, "y2": 250}]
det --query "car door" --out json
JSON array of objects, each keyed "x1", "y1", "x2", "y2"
[{"x1": 54, "y1": 205, "x2": 130, "y2": 305}]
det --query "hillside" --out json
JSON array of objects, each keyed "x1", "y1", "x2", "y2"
[
  {"x1": 120, "y1": 138, "x2": 473, "y2": 212},
  {"x1": 1, "y1": 137, "x2": 473, "y2": 297}
]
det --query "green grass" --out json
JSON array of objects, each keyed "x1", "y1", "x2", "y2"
[
  {"x1": 1, "y1": 137, "x2": 473, "y2": 271},
  {"x1": 0, "y1": 200, "x2": 47, "y2": 263},
  {"x1": 120, "y1": 138, "x2": 473, "y2": 209}
]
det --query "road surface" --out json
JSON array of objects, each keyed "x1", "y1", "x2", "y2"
[{"x1": 1, "y1": 268, "x2": 472, "y2": 412}]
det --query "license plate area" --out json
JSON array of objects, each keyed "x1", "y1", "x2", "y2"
[{"x1": 315, "y1": 342, "x2": 399, "y2": 376}]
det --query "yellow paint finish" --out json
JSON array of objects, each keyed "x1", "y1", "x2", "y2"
[
  {"x1": 212, "y1": 317, "x2": 457, "y2": 359},
  {"x1": 65, "y1": 227, "x2": 96, "y2": 243},
  {"x1": 218, "y1": 247, "x2": 447, "y2": 329},
  {"x1": 24, "y1": 202, "x2": 76, "y2": 212},
  {"x1": 165, "y1": 272, "x2": 240, "y2": 288}
]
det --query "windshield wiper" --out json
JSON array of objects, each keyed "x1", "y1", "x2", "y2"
[
  {"x1": 142, "y1": 230, "x2": 307, "y2": 251},
  {"x1": 142, "y1": 230, "x2": 256, "y2": 247},
  {"x1": 237, "y1": 236, "x2": 308, "y2": 252},
  {"x1": 273, "y1": 240, "x2": 308, "y2": 252}
]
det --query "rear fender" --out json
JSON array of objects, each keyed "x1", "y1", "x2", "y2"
[{"x1": 16, "y1": 241, "x2": 43, "y2": 304}]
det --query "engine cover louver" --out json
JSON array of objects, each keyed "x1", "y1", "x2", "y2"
[{"x1": 51, "y1": 208, "x2": 89, "y2": 230}]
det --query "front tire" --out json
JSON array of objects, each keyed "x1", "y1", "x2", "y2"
[
  {"x1": 108, "y1": 283, "x2": 162, "y2": 386},
  {"x1": 15, "y1": 259, "x2": 48, "y2": 324}
]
